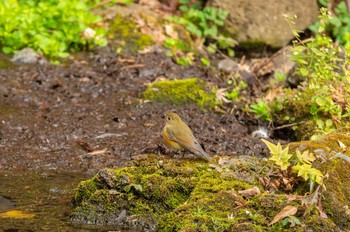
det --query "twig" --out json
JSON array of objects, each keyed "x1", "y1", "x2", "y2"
[
  {"x1": 272, "y1": 121, "x2": 306, "y2": 130},
  {"x1": 120, "y1": 64, "x2": 144, "y2": 70}
]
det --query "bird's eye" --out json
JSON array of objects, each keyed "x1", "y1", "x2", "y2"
[{"x1": 167, "y1": 117, "x2": 172, "y2": 121}]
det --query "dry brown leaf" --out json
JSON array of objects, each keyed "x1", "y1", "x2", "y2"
[
  {"x1": 238, "y1": 187, "x2": 261, "y2": 197},
  {"x1": 164, "y1": 24, "x2": 178, "y2": 39},
  {"x1": 218, "y1": 157, "x2": 228, "y2": 166},
  {"x1": 76, "y1": 140, "x2": 94, "y2": 152},
  {"x1": 258, "y1": 177, "x2": 265, "y2": 185},
  {"x1": 285, "y1": 183, "x2": 293, "y2": 191},
  {"x1": 285, "y1": 195, "x2": 298, "y2": 202},
  {"x1": 269, "y1": 205, "x2": 298, "y2": 225},
  {"x1": 317, "y1": 200, "x2": 328, "y2": 219},
  {"x1": 337, "y1": 140, "x2": 347, "y2": 150}
]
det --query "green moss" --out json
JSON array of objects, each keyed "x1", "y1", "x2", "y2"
[
  {"x1": 72, "y1": 155, "x2": 265, "y2": 230},
  {"x1": 143, "y1": 78, "x2": 217, "y2": 109},
  {"x1": 305, "y1": 215, "x2": 337, "y2": 231},
  {"x1": 288, "y1": 132, "x2": 350, "y2": 229},
  {"x1": 108, "y1": 14, "x2": 154, "y2": 54},
  {"x1": 247, "y1": 193, "x2": 289, "y2": 220},
  {"x1": 73, "y1": 178, "x2": 98, "y2": 204},
  {"x1": 238, "y1": 39, "x2": 269, "y2": 50},
  {"x1": 72, "y1": 149, "x2": 350, "y2": 231}
]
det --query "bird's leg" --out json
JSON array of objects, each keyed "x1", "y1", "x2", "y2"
[{"x1": 180, "y1": 151, "x2": 185, "y2": 159}]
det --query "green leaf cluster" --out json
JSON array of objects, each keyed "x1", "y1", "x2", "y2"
[
  {"x1": 250, "y1": 100, "x2": 271, "y2": 121},
  {"x1": 166, "y1": 0, "x2": 235, "y2": 65},
  {"x1": 310, "y1": 2, "x2": 350, "y2": 45},
  {"x1": 262, "y1": 139, "x2": 292, "y2": 171},
  {"x1": 261, "y1": 8, "x2": 350, "y2": 139},
  {"x1": 288, "y1": 10, "x2": 350, "y2": 137},
  {"x1": 164, "y1": 37, "x2": 194, "y2": 66},
  {"x1": 0, "y1": 0, "x2": 107, "y2": 60},
  {"x1": 225, "y1": 79, "x2": 247, "y2": 101},
  {"x1": 262, "y1": 139, "x2": 324, "y2": 192},
  {"x1": 282, "y1": 215, "x2": 301, "y2": 228},
  {"x1": 178, "y1": 5, "x2": 228, "y2": 38}
]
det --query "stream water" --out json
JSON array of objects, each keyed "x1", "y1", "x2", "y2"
[{"x1": 0, "y1": 171, "x2": 87, "y2": 231}]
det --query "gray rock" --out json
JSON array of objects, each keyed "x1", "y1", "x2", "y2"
[
  {"x1": 217, "y1": 58, "x2": 239, "y2": 74},
  {"x1": 207, "y1": 0, "x2": 319, "y2": 47},
  {"x1": 11, "y1": 48, "x2": 42, "y2": 64},
  {"x1": 270, "y1": 46, "x2": 296, "y2": 76},
  {"x1": 0, "y1": 195, "x2": 15, "y2": 211}
]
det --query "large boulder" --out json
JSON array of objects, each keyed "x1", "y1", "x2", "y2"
[{"x1": 207, "y1": 0, "x2": 319, "y2": 47}]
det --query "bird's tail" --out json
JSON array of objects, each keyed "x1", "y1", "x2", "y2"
[{"x1": 193, "y1": 143, "x2": 212, "y2": 161}]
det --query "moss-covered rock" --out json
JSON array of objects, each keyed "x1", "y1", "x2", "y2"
[
  {"x1": 289, "y1": 131, "x2": 350, "y2": 229},
  {"x1": 71, "y1": 155, "x2": 264, "y2": 230},
  {"x1": 108, "y1": 14, "x2": 154, "y2": 54},
  {"x1": 71, "y1": 143, "x2": 350, "y2": 231},
  {"x1": 143, "y1": 78, "x2": 217, "y2": 109}
]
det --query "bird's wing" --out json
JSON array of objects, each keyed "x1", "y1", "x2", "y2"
[
  {"x1": 166, "y1": 127, "x2": 198, "y2": 151},
  {"x1": 166, "y1": 127, "x2": 211, "y2": 161}
]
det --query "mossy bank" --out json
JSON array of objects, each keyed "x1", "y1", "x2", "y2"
[{"x1": 71, "y1": 142, "x2": 350, "y2": 231}]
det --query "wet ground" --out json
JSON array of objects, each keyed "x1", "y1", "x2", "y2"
[{"x1": 0, "y1": 46, "x2": 269, "y2": 230}]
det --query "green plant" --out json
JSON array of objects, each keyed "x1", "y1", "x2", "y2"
[
  {"x1": 271, "y1": 72, "x2": 286, "y2": 85},
  {"x1": 262, "y1": 139, "x2": 324, "y2": 193},
  {"x1": 0, "y1": 0, "x2": 107, "y2": 61},
  {"x1": 164, "y1": 37, "x2": 194, "y2": 66},
  {"x1": 250, "y1": 100, "x2": 271, "y2": 121},
  {"x1": 310, "y1": 1, "x2": 350, "y2": 45},
  {"x1": 267, "y1": 8, "x2": 350, "y2": 139},
  {"x1": 166, "y1": 1, "x2": 236, "y2": 65},
  {"x1": 282, "y1": 215, "x2": 301, "y2": 228},
  {"x1": 191, "y1": 206, "x2": 205, "y2": 216},
  {"x1": 225, "y1": 78, "x2": 247, "y2": 101}
]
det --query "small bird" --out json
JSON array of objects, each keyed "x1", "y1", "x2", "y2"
[{"x1": 163, "y1": 112, "x2": 212, "y2": 161}]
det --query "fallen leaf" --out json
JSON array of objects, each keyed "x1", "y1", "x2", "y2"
[
  {"x1": 215, "y1": 166, "x2": 223, "y2": 173},
  {"x1": 0, "y1": 210, "x2": 35, "y2": 219},
  {"x1": 209, "y1": 164, "x2": 217, "y2": 168},
  {"x1": 269, "y1": 205, "x2": 298, "y2": 225},
  {"x1": 313, "y1": 149, "x2": 327, "y2": 162},
  {"x1": 238, "y1": 187, "x2": 261, "y2": 197},
  {"x1": 86, "y1": 148, "x2": 108, "y2": 156},
  {"x1": 218, "y1": 157, "x2": 228, "y2": 166},
  {"x1": 143, "y1": 123, "x2": 155, "y2": 127},
  {"x1": 76, "y1": 140, "x2": 94, "y2": 152},
  {"x1": 337, "y1": 140, "x2": 347, "y2": 150},
  {"x1": 330, "y1": 153, "x2": 350, "y2": 164},
  {"x1": 317, "y1": 200, "x2": 328, "y2": 219},
  {"x1": 164, "y1": 24, "x2": 178, "y2": 39}
]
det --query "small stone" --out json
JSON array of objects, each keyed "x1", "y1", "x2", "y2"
[
  {"x1": 217, "y1": 59, "x2": 239, "y2": 74},
  {"x1": 11, "y1": 48, "x2": 43, "y2": 65}
]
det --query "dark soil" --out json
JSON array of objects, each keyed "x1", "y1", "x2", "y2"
[{"x1": 0, "y1": 47, "x2": 268, "y2": 175}]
